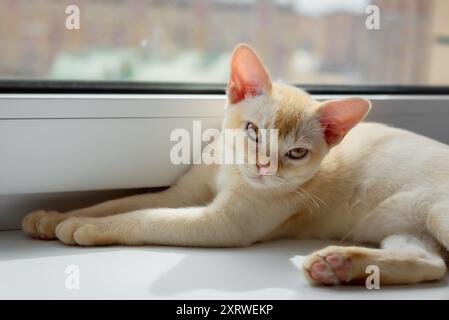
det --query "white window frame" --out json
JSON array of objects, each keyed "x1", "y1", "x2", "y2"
[{"x1": 1, "y1": 94, "x2": 449, "y2": 196}]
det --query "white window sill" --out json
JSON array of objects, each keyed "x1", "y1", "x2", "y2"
[{"x1": 1, "y1": 230, "x2": 448, "y2": 299}]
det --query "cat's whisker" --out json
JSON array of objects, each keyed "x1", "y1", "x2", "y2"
[
  {"x1": 296, "y1": 186, "x2": 321, "y2": 209},
  {"x1": 280, "y1": 184, "x2": 314, "y2": 213},
  {"x1": 278, "y1": 178, "x2": 322, "y2": 210},
  {"x1": 283, "y1": 179, "x2": 329, "y2": 210}
]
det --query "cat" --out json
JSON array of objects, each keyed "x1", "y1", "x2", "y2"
[{"x1": 22, "y1": 44, "x2": 449, "y2": 286}]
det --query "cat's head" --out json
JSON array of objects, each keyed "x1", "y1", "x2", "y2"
[{"x1": 223, "y1": 44, "x2": 371, "y2": 189}]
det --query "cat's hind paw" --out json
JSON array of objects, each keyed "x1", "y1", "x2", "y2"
[
  {"x1": 22, "y1": 210, "x2": 64, "y2": 240},
  {"x1": 303, "y1": 248, "x2": 353, "y2": 286}
]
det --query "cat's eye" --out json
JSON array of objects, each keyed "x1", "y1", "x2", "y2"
[
  {"x1": 245, "y1": 122, "x2": 259, "y2": 142},
  {"x1": 287, "y1": 148, "x2": 308, "y2": 160}
]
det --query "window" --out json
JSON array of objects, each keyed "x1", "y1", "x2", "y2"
[{"x1": 0, "y1": 0, "x2": 448, "y2": 87}]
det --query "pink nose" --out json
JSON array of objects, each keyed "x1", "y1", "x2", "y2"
[{"x1": 257, "y1": 161, "x2": 272, "y2": 176}]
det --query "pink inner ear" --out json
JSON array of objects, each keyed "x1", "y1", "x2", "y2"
[
  {"x1": 227, "y1": 45, "x2": 272, "y2": 104},
  {"x1": 319, "y1": 98, "x2": 371, "y2": 146}
]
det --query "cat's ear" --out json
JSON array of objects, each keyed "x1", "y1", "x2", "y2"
[
  {"x1": 227, "y1": 44, "x2": 272, "y2": 105},
  {"x1": 318, "y1": 97, "x2": 371, "y2": 146}
]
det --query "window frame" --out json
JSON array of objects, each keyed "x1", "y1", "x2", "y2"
[
  {"x1": 2, "y1": 91, "x2": 449, "y2": 195},
  {"x1": 1, "y1": 80, "x2": 449, "y2": 95}
]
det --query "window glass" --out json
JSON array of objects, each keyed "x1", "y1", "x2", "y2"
[{"x1": 0, "y1": 0, "x2": 448, "y2": 85}]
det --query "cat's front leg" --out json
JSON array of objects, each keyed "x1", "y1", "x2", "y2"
[
  {"x1": 54, "y1": 190, "x2": 296, "y2": 247},
  {"x1": 54, "y1": 208, "x2": 253, "y2": 247},
  {"x1": 23, "y1": 164, "x2": 216, "y2": 240},
  {"x1": 303, "y1": 234, "x2": 447, "y2": 286}
]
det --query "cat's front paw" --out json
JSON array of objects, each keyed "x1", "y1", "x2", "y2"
[
  {"x1": 303, "y1": 246, "x2": 353, "y2": 286},
  {"x1": 55, "y1": 217, "x2": 112, "y2": 246},
  {"x1": 22, "y1": 210, "x2": 65, "y2": 240}
]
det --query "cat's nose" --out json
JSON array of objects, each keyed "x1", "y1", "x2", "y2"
[
  {"x1": 256, "y1": 161, "x2": 270, "y2": 169},
  {"x1": 256, "y1": 161, "x2": 273, "y2": 176}
]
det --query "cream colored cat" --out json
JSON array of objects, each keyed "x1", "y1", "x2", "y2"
[{"x1": 23, "y1": 44, "x2": 449, "y2": 286}]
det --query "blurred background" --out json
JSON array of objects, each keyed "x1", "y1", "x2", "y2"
[{"x1": 0, "y1": 0, "x2": 448, "y2": 86}]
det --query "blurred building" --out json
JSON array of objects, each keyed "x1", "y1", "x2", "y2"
[
  {"x1": 428, "y1": 0, "x2": 449, "y2": 84},
  {"x1": 0, "y1": 0, "x2": 447, "y2": 85}
]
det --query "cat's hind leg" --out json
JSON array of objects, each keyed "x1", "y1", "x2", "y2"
[
  {"x1": 303, "y1": 234, "x2": 447, "y2": 286},
  {"x1": 426, "y1": 201, "x2": 449, "y2": 251}
]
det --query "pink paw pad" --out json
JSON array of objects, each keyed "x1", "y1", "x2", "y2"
[{"x1": 310, "y1": 254, "x2": 352, "y2": 285}]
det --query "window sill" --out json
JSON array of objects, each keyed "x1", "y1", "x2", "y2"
[{"x1": 1, "y1": 230, "x2": 447, "y2": 299}]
